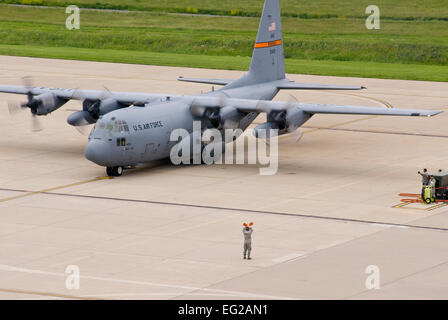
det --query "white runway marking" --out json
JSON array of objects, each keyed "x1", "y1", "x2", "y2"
[
  {"x1": 0, "y1": 264, "x2": 297, "y2": 300},
  {"x1": 371, "y1": 223, "x2": 410, "y2": 229},
  {"x1": 272, "y1": 252, "x2": 308, "y2": 264}
]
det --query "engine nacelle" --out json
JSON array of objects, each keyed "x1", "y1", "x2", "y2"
[
  {"x1": 67, "y1": 110, "x2": 97, "y2": 126},
  {"x1": 253, "y1": 121, "x2": 282, "y2": 139},
  {"x1": 219, "y1": 106, "x2": 241, "y2": 129},
  {"x1": 284, "y1": 107, "x2": 312, "y2": 132},
  {"x1": 34, "y1": 93, "x2": 67, "y2": 115},
  {"x1": 254, "y1": 107, "x2": 312, "y2": 138},
  {"x1": 97, "y1": 98, "x2": 122, "y2": 115},
  {"x1": 68, "y1": 98, "x2": 124, "y2": 126}
]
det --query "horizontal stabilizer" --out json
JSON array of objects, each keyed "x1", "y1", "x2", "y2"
[
  {"x1": 178, "y1": 77, "x2": 233, "y2": 86},
  {"x1": 278, "y1": 81, "x2": 365, "y2": 90}
]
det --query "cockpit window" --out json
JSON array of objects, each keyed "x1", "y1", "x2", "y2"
[
  {"x1": 92, "y1": 119, "x2": 129, "y2": 135},
  {"x1": 114, "y1": 120, "x2": 130, "y2": 133}
]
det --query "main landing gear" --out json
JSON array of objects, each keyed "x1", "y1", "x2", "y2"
[{"x1": 106, "y1": 166, "x2": 123, "y2": 177}]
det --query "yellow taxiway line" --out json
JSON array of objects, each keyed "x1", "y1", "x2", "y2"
[
  {"x1": 0, "y1": 176, "x2": 111, "y2": 203},
  {"x1": 393, "y1": 201, "x2": 448, "y2": 211}
]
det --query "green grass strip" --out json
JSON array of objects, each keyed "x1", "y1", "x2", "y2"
[{"x1": 0, "y1": 44, "x2": 446, "y2": 82}]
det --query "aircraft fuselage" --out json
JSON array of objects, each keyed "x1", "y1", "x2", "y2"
[{"x1": 84, "y1": 83, "x2": 279, "y2": 168}]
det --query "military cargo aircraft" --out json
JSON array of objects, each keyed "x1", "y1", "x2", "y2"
[{"x1": 0, "y1": 0, "x2": 441, "y2": 176}]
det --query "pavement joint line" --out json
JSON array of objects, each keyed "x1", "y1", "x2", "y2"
[
  {"x1": 0, "y1": 176, "x2": 111, "y2": 203},
  {"x1": 0, "y1": 264, "x2": 296, "y2": 300},
  {"x1": 1, "y1": 186, "x2": 447, "y2": 232},
  {"x1": 344, "y1": 259, "x2": 448, "y2": 300},
  {"x1": 0, "y1": 288, "x2": 100, "y2": 300}
]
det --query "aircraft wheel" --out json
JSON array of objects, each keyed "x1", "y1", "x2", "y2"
[
  {"x1": 112, "y1": 166, "x2": 123, "y2": 177},
  {"x1": 425, "y1": 198, "x2": 431, "y2": 204},
  {"x1": 106, "y1": 166, "x2": 123, "y2": 177}
]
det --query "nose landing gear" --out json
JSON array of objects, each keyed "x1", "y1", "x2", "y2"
[{"x1": 106, "y1": 166, "x2": 123, "y2": 177}]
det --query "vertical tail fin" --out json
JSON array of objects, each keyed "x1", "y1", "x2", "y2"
[{"x1": 248, "y1": 0, "x2": 285, "y2": 83}]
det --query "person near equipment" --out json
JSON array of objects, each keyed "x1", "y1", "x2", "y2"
[
  {"x1": 418, "y1": 168, "x2": 430, "y2": 199},
  {"x1": 242, "y1": 222, "x2": 253, "y2": 260},
  {"x1": 429, "y1": 175, "x2": 436, "y2": 200},
  {"x1": 418, "y1": 168, "x2": 430, "y2": 185}
]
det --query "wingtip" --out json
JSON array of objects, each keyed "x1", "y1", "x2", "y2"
[{"x1": 425, "y1": 110, "x2": 443, "y2": 117}]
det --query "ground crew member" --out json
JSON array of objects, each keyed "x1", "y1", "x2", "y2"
[
  {"x1": 429, "y1": 175, "x2": 436, "y2": 199},
  {"x1": 418, "y1": 168, "x2": 430, "y2": 198},
  {"x1": 418, "y1": 168, "x2": 430, "y2": 185},
  {"x1": 242, "y1": 223, "x2": 253, "y2": 260}
]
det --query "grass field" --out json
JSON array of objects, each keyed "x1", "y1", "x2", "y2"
[
  {"x1": 2, "y1": 44, "x2": 446, "y2": 82},
  {"x1": 2, "y1": 0, "x2": 448, "y2": 19},
  {"x1": 0, "y1": 2, "x2": 447, "y2": 81}
]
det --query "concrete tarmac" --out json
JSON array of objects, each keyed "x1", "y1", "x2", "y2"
[{"x1": 0, "y1": 55, "x2": 448, "y2": 299}]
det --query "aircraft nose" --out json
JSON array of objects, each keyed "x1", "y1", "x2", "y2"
[{"x1": 85, "y1": 140, "x2": 111, "y2": 166}]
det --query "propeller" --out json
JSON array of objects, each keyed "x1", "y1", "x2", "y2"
[
  {"x1": 190, "y1": 94, "x2": 241, "y2": 129},
  {"x1": 258, "y1": 94, "x2": 304, "y2": 146},
  {"x1": 30, "y1": 114, "x2": 43, "y2": 132},
  {"x1": 67, "y1": 87, "x2": 111, "y2": 127},
  {"x1": 281, "y1": 94, "x2": 304, "y2": 145},
  {"x1": 7, "y1": 77, "x2": 43, "y2": 132}
]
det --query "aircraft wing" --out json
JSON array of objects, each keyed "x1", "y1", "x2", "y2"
[
  {"x1": 0, "y1": 85, "x2": 170, "y2": 105},
  {"x1": 191, "y1": 96, "x2": 442, "y2": 117},
  {"x1": 296, "y1": 103, "x2": 440, "y2": 117},
  {"x1": 0, "y1": 85, "x2": 182, "y2": 125},
  {"x1": 178, "y1": 77, "x2": 233, "y2": 86}
]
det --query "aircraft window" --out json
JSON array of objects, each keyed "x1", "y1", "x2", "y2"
[{"x1": 116, "y1": 138, "x2": 126, "y2": 146}]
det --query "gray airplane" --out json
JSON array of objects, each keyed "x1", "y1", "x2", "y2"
[{"x1": 0, "y1": 0, "x2": 442, "y2": 176}]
